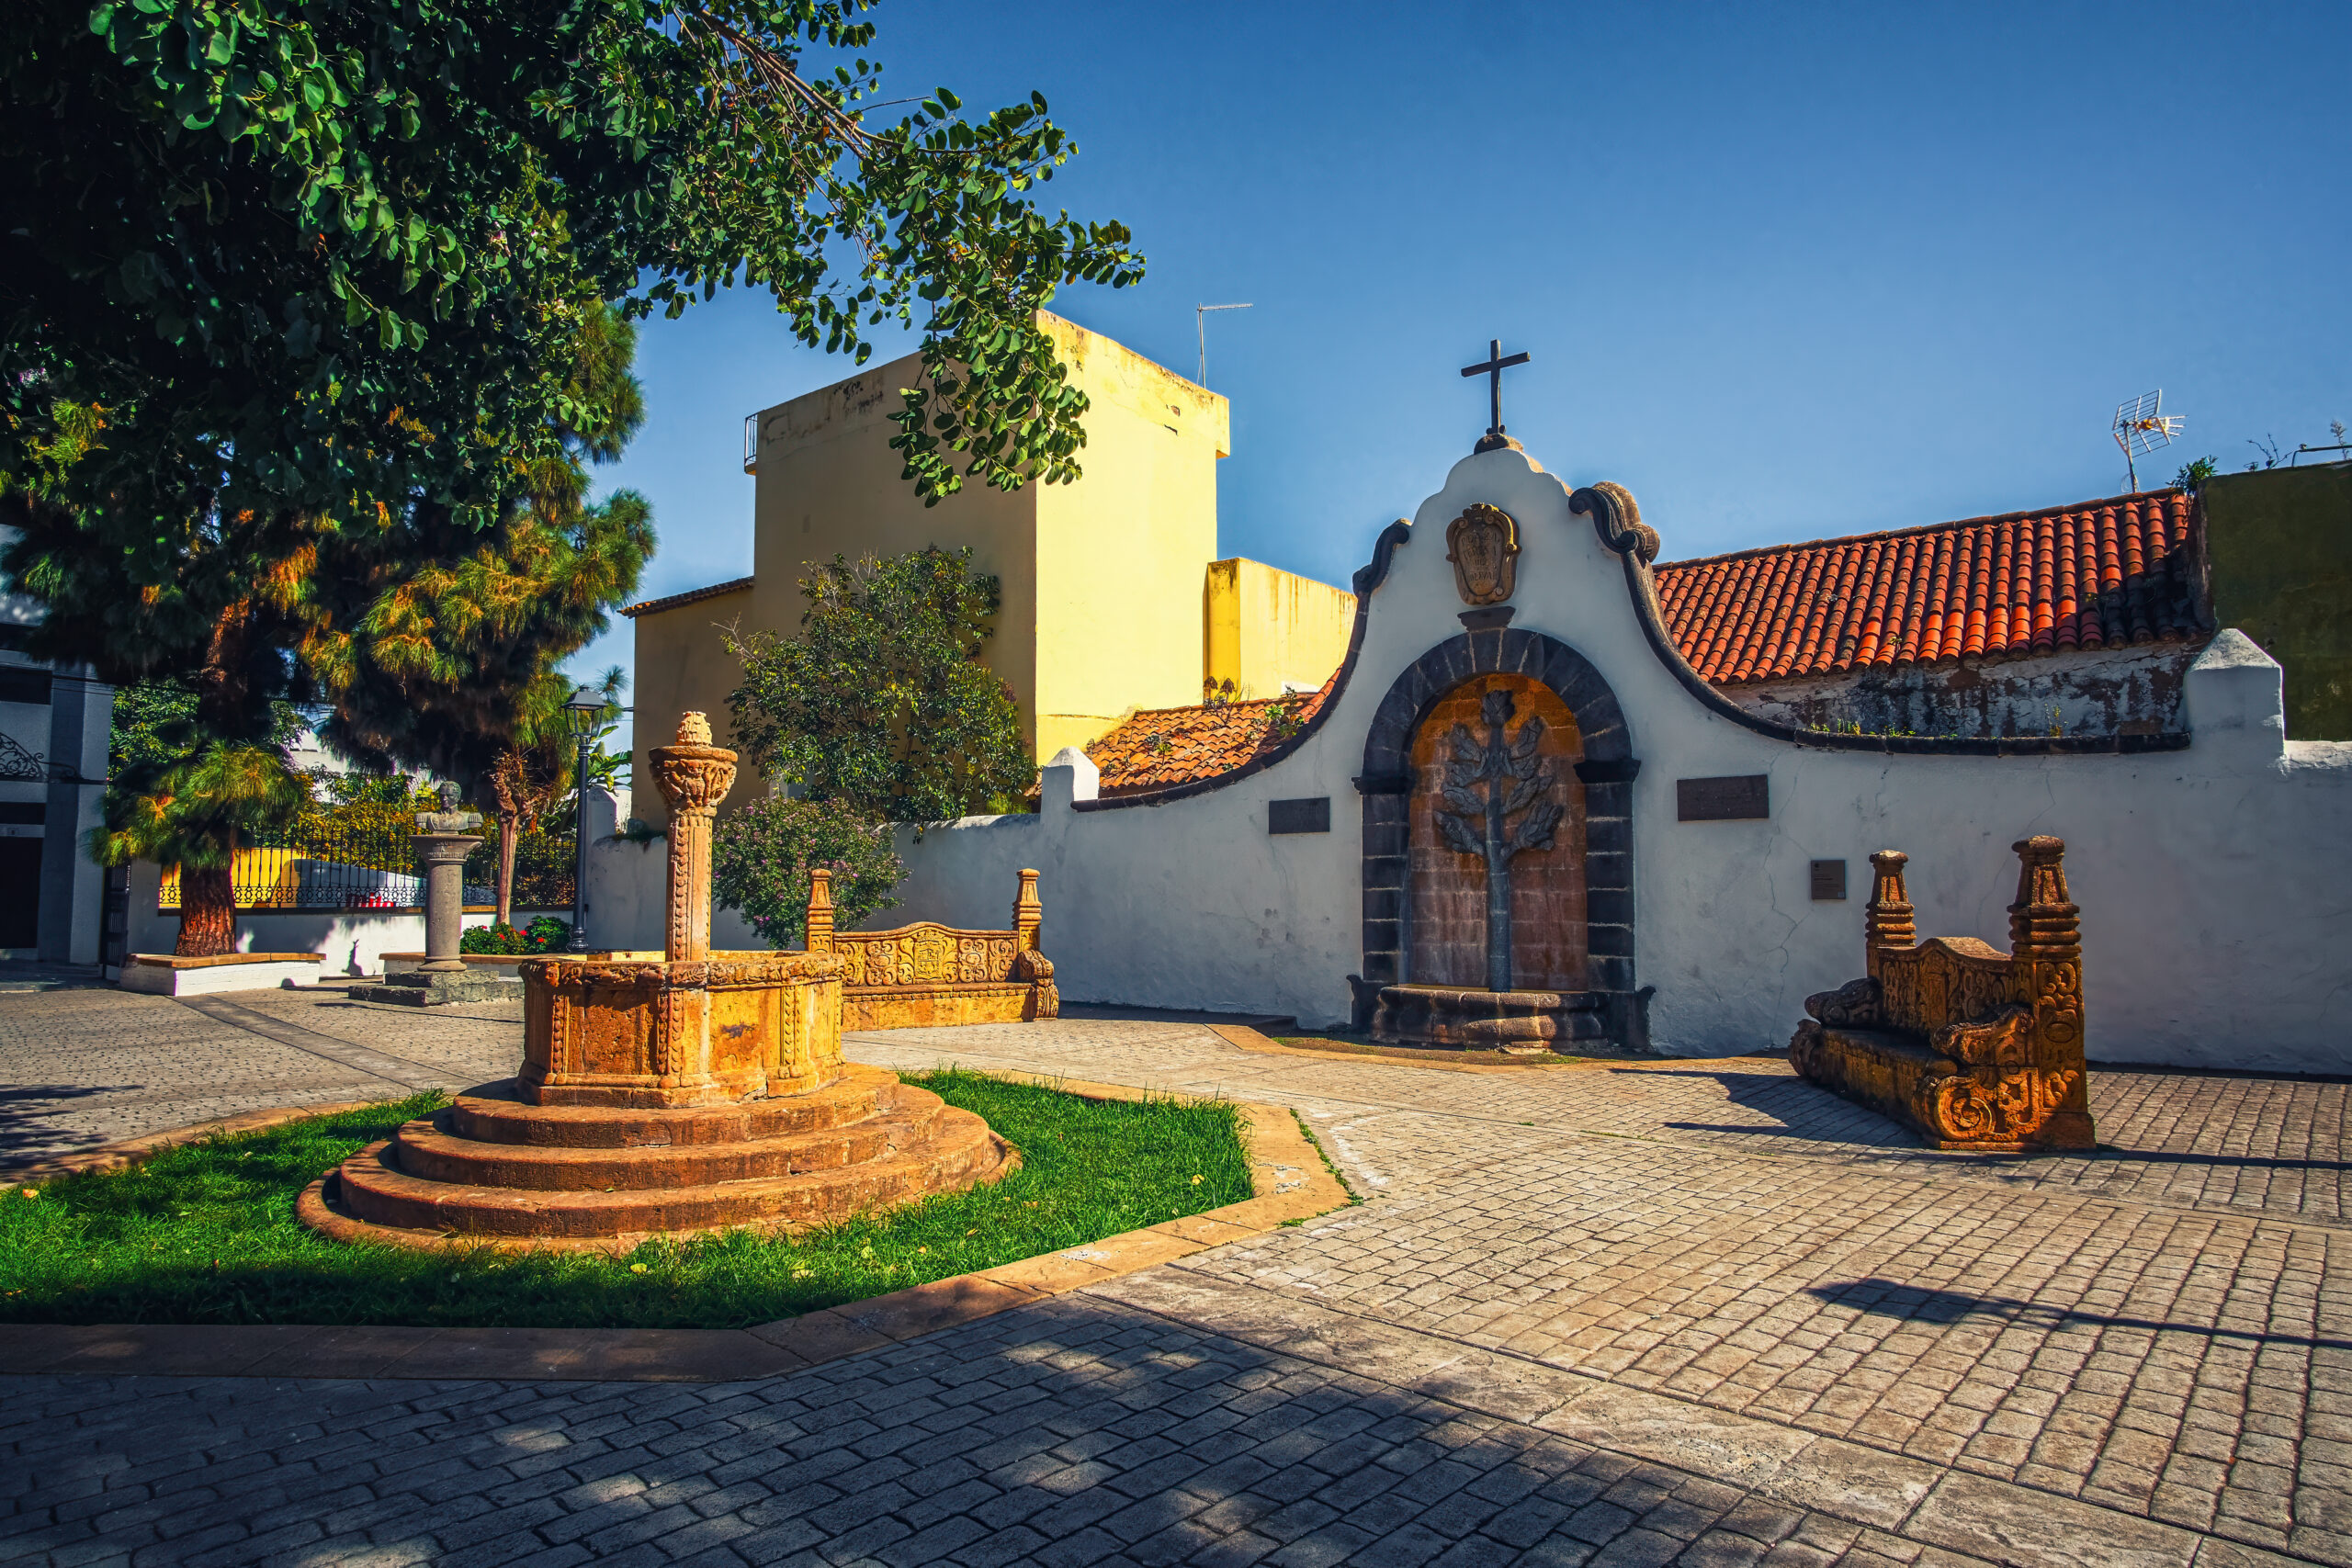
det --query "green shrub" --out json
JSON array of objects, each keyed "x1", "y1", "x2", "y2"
[{"x1": 713, "y1": 795, "x2": 902, "y2": 949}]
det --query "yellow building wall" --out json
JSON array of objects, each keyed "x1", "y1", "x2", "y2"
[
  {"x1": 1204, "y1": 558, "x2": 1356, "y2": 699},
  {"x1": 749, "y1": 345, "x2": 1042, "y2": 756},
  {"x1": 1031, "y1": 316, "x2": 1230, "y2": 757},
  {"x1": 629, "y1": 584, "x2": 757, "y2": 826}
]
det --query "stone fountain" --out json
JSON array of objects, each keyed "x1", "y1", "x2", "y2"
[{"x1": 301, "y1": 712, "x2": 1016, "y2": 1249}]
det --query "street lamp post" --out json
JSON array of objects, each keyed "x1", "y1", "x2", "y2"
[{"x1": 562, "y1": 686, "x2": 605, "y2": 953}]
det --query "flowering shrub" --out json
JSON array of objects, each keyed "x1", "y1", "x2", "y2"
[{"x1": 460, "y1": 917, "x2": 572, "y2": 955}]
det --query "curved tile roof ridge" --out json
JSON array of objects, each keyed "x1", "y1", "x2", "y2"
[{"x1": 1654, "y1": 487, "x2": 2206, "y2": 685}]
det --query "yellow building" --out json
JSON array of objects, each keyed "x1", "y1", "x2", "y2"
[{"x1": 624, "y1": 313, "x2": 1351, "y2": 821}]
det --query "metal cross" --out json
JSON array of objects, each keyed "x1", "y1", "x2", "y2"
[{"x1": 1459, "y1": 338, "x2": 1532, "y2": 446}]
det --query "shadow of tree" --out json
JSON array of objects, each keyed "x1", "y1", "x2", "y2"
[
  {"x1": 0, "y1": 1084, "x2": 127, "y2": 1170},
  {"x1": 1809, "y1": 1275, "x2": 2352, "y2": 1351}
]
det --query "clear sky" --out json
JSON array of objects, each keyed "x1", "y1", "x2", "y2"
[{"x1": 569, "y1": 0, "x2": 2352, "y2": 741}]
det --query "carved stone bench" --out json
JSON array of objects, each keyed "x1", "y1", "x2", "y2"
[
  {"x1": 806, "y1": 867, "x2": 1059, "y2": 1032},
  {"x1": 1789, "y1": 836, "x2": 2095, "y2": 1152}
]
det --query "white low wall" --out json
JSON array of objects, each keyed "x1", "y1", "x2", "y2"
[
  {"x1": 594, "y1": 448, "x2": 2352, "y2": 1073},
  {"x1": 880, "y1": 451, "x2": 2352, "y2": 1074}
]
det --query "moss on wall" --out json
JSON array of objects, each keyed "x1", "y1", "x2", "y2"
[{"x1": 2202, "y1": 463, "x2": 2352, "y2": 740}]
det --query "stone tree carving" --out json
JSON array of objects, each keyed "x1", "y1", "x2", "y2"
[{"x1": 1434, "y1": 689, "x2": 1563, "y2": 991}]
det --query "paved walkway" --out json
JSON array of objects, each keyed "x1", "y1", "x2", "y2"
[{"x1": 5, "y1": 993, "x2": 2351, "y2": 1568}]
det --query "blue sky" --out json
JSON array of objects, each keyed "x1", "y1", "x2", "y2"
[{"x1": 569, "y1": 0, "x2": 2352, "y2": 725}]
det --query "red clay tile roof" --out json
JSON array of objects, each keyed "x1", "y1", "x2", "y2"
[
  {"x1": 620, "y1": 576, "x2": 757, "y2": 619},
  {"x1": 1654, "y1": 490, "x2": 2206, "y2": 685},
  {"x1": 1087, "y1": 680, "x2": 1334, "y2": 795}
]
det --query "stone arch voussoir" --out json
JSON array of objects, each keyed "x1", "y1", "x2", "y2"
[{"x1": 1352, "y1": 629, "x2": 1644, "y2": 1042}]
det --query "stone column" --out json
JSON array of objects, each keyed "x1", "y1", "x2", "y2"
[
  {"x1": 650, "y1": 713, "x2": 737, "y2": 964},
  {"x1": 354, "y1": 783, "x2": 506, "y2": 1005}
]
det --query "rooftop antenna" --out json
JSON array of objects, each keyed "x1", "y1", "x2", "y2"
[
  {"x1": 2111, "y1": 390, "x2": 2183, "y2": 491},
  {"x1": 1196, "y1": 303, "x2": 1252, "y2": 387}
]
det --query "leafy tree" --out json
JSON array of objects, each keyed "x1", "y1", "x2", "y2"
[
  {"x1": 94, "y1": 738, "x2": 311, "y2": 956},
  {"x1": 2, "y1": 0, "x2": 1143, "y2": 546},
  {"x1": 478, "y1": 670, "x2": 628, "y2": 924},
  {"x1": 2172, "y1": 457, "x2": 2218, "y2": 491},
  {"x1": 726, "y1": 548, "x2": 1032, "y2": 822},
  {"x1": 5, "y1": 0, "x2": 1135, "y2": 944},
  {"x1": 713, "y1": 796, "x2": 901, "y2": 949},
  {"x1": 96, "y1": 681, "x2": 309, "y2": 953}
]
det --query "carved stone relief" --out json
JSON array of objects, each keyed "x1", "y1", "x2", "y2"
[{"x1": 1445, "y1": 503, "x2": 1520, "y2": 606}]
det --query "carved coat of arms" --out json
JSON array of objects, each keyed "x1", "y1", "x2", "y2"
[{"x1": 1445, "y1": 503, "x2": 1520, "y2": 606}]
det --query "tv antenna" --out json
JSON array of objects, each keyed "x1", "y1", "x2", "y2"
[
  {"x1": 2111, "y1": 390, "x2": 2183, "y2": 491},
  {"x1": 1196, "y1": 303, "x2": 1252, "y2": 387}
]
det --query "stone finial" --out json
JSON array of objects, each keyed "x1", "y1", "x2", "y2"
[
  {"x1": 676, "y1": 711, "x2": 713, "y2": 747},
  {"x1": 1013, "y1": 868, "x2": 1043, "y2": 951},
  {"x1": 2007, "y1": 836, "x2": 2079, "y2": 964},
  {"x1": 804, "y1": 867, "x2": 835, "y2": 954},
  {"x1": 1864, "y1": 850, "x2": 1915, "y2": 978}
]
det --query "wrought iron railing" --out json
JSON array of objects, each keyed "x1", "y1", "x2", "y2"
[{"x1": 159, "y1": 818, "x2": 576, "y2": 912}]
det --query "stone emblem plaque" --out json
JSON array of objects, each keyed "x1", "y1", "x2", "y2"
[{"x1": 1445, "y1": 503, "x2": 1520, "y2": 606}]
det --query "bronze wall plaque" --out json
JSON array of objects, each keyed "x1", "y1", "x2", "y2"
[
  {"x1": 1676, "y1": 774, "x2": 1770, "y2": 821},
  {"x1": 1268, "y1": 797, "x2": 1331, "y2": 835},
  {"x1": 1810, "y1": 859, "x2": 1848, "y2": 900}
]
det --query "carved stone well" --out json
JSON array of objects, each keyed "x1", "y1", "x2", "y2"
[{"x1": 300, "y1": 713, "x2": 1016, "y2": 1249}]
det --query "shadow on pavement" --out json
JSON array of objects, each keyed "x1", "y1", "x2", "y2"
[
  {"x1": 1626, "y1": 1066, "x2": 1925, "y2": 1151},
  {"x1": 1812, "y1": 1275, "x2": 2352, "y2": 1351},
  {"x1": 0, "y1": 1084, "x2": 123, "y2": 1170}
]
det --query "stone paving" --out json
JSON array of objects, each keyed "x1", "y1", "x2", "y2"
[
  {"x1": 0, "y1": 984, "x2": 517, "y2": 1168},
  {"x1": 5, "y1": 997, "x2": 2352, "y2": 1566}
]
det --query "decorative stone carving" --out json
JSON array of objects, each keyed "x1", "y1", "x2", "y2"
[
  {"x1": 651, "y1": 712, "x2": 737, "y2": 964},
  {"x1": 1787, "y1": 836, "x2": 2095, "y2": 1152},
  {"x1": 300, "y1": 709, "x2": 1018, "y2": 1250},
  {"x1": 807, "y1": 866, "x2": 1059, "y2": 1031},
  {"x1": 1433, "y1": 688, "x2": 1563, "y2": 992},
  {"x1": 1445, "y1": 503, "x2": 1520, "y2": 606}
]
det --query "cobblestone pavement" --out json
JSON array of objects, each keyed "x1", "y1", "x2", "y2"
[
  {"x1": 0, "y1": 984, "x2": 517, "y2": 1168},
  {"x1": 5, "y1": 1005, "x2": 2351, "y2": 1565}
]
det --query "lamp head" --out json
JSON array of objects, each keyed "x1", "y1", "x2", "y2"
[{"x1": 562, "y1": 686, "x2": 605, "y2": 739}]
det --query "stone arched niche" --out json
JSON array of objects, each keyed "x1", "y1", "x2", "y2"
[
  {"x1": 1408, "y1": 674, "x2": 1588, "y2": 990},
  {"x1": 1352, "y1": 626, "x2": 1642, "y2": 1052}
]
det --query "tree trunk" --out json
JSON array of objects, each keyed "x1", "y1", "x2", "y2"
[
  {"x1": 175, "y1": 864, "x2": 237, "y2": 956},
  {"x1": 496, "y1": 810, "x2": 520, "y2": 927}
]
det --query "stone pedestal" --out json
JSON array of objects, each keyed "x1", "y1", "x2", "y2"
[
  {"x1": 353, "y1": 784, "x2": 509, "y2": 1006},
  {"x1": 302, "y1": 711, "x2": 1014, "y2": 1250},
  {"x1": 1369, "y1": 983, "x2": 1610, "y2": 1053}
]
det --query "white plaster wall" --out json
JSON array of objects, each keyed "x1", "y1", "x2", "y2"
[{"x1": 867, "y1": 446, "x2": 2352, "y2": 1073}]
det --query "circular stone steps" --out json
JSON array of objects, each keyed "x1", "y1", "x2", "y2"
[
  {"x1": 300, "y1": 1069, "x2": 1016, "y2": 1250},
  {"x1": 446, "y1": 1069, "x2": 890, "y2": 1148}
]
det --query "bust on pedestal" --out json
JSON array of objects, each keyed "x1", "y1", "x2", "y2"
[{"x1": 352, "y1": 783, "x2": 510, "y2": 1006}]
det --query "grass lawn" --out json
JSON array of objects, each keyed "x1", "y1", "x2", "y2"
[{"x1": 0, "y1": 1071, "x2": 1251, "y2": 1330}]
